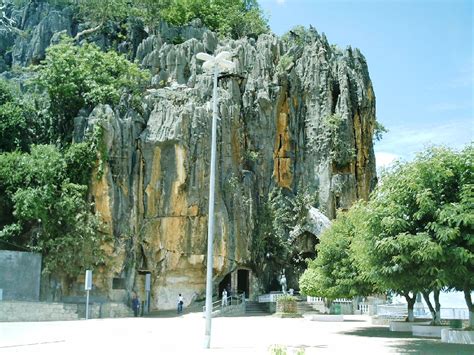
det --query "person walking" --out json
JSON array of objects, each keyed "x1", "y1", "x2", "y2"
[
  {"x1": 132, "y1": 292, "x2": 140, "y2": 317},
  {"x1": 177, "y1": 293, "x2": 184, "y2": 314},
  {"x1": 222, "y1": 288, "x2": 228, "y2": 307}
]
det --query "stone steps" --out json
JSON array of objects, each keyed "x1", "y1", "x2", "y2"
[
  {"x1": 245, "y1": 301, "x2": 271, "y2": 316},
  {"x1": 297, "y1": 301, "x2": 320, "y2": 314}
]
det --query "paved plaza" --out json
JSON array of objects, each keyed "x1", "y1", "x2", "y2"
[{"x1": 0, "y1": 313, "x2": 473, "y2": 354}]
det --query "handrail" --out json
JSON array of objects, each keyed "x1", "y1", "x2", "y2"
[{"x1": 202, "y1": 292, "x2": 245, "y2": 313}]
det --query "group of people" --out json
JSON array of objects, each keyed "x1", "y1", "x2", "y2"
[{"x1": 132, "y1": 274, "x2": 288, "y2": 316}]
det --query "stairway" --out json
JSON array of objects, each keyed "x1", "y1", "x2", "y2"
[
  {"x1": 296, "y1": 300, "x2": 320, "y2": 315},
  {"x1": 245, "y1": 301, "x2": 271, "y2": 316}
]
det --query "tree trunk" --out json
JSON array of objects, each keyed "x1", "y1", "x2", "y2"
[
  {"x1": 433, "y1": 289, "x2": 441, "y2": 325},
  {"x1": 404, "y1": 292, "x2": 416, "y2": 322},
  {"x1": 324, "y1": 298, "x2": 333, "y2": 314},
  {"x1": 74, "y1": 23, "x2": 103, "y2": 41},
  {"x1": 422, "y1": 291, "x2": 436, "y2": 323},
  {"x1": 464, "y1": 287, "x2": 473, "y2": 328}
]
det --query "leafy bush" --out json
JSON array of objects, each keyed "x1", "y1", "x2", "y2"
[
  {"x1": 12, "y1": 1, "x2": 268, "y2": 39},
  {"x1": 253, "y1": 186, "x2": 318, "y2": 275},
  {"x1": 276, "y1": 294, "x2": 297, "y2": 314},
  {"x1": 34, "y1": 37, "x2": 150, "y2": 143},
  {"x1": 0, "y1": 80, "x2": 37, "y2": 152},
  {"x1": 299, "y1": 203, "x2": 376, "y2": 300},
  {"x1": 316, "y1": 113, "x2": 355, "y2": 167},
  {"x1": 0, "y1": 145, "x2": 107, "y2": 278},
  {"x1": 64, "y1": 142, "x2": 97, "y2": 185},
  {"x1": 276, "y1": 54, "x2": 293, "y2": 74},
  {"x1": 160, "y1": 0, "x2": 269, "y2": 38},
  {"x1": 0, "y1": 79, "x2": 14, "y2": 105}
]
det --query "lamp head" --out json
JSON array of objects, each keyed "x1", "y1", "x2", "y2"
[{"x1": 196, "y1": 51, "x2": 235, "y2": 73}]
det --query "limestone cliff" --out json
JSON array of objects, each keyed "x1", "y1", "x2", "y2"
[{"x1": 0, "y1": 2, "x2": 377, "y2": 309}]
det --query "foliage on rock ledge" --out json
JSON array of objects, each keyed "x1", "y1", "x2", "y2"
[
  {"x1": 9, "y1": 0, "x2": 269, "y2": 39},
  {"x1": 33, "y1": 37, "x2": 150, "y2": 144},
  {"x1": 0, "y1": 144, "x2": 108, "y2": 278},
  {"x1": 252, "y1": 186, "x2": 318, "y2": 277}
]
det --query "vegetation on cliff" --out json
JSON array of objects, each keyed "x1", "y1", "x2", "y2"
[
  {"x1": 1, "y1": 0, "x2": 378, "y2": 301},
  {"x1": 0, "y1": 144, "x2": 106, "y2": 278},
  {"x1": 35, "y1": 37, "x2": 150, "y2": 143},
  {"x1": 0, "y1": 36, "x2": 149, "y2": 278},
  {"x1": 9, "y1": 0, "x2": 269, "y2": 39},
  {"x1": 253, "y1": 186, "x2": 318, "y2": 286}
]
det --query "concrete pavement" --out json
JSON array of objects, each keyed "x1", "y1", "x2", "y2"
[{"x1": 1, "y1": 313, "x2": 473, "y2": 354}]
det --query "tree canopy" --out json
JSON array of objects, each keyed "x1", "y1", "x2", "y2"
[
  {"x1": 0, "y1": 80, "x2": 34, "y2": 152},
  {"x1": 34, "y1": 37, "x2": 150, "y2": 143},
  {"x1": 160, "y1": 0, "x2": 268, "y2": 38},
  {"x1": 0, "y1": 144, "x2": 107, "y2": 278},
  {"x1": 299, "y1": 203, "x2": 377, "y2": 300},
  {"x1": 10, "y1": 0, "x2": 269, "y2": 39},
  {"x1": 299, "y1": 145, "x2": 473, "y2": 325}
]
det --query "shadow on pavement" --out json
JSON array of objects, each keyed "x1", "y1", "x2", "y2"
[
  {"x1": 388, "y1": 339, "x2": 474, "y2": 354},
  {"x1": 143, "y1": 310, "x2": 187, "y2": 318},
  {"x1": 342, "y1": 326, "x2": 414, "y2": 338},
  {"x1": 341, "y1": 326, "x2": 474, "y2": 354}
]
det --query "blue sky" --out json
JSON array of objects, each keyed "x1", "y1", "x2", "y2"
[{"x1": 259, "y1": 0, "x2": 473, "y2": 168}]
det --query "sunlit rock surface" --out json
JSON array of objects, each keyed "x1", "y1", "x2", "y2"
[{"x1": 1, "y1": 2, "x2": 376, "y2": 309}]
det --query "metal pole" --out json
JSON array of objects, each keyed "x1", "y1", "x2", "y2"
[
  {"x1": 147, "y1": 290, "x2": 150, "y2": 314},
  {"x1": 204, "y1": 64, "x2": 219, "y2": 349},
  {"x1": 85, "y1": 290, "x2": 90, "y2": 320}
]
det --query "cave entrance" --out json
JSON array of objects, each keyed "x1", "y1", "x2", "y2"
[{"x1": 237, "y1": 269, "x2": 250, "y2": 297}]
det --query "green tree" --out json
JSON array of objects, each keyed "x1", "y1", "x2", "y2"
[
  {"x1": 161, "y1": 0, "x2": 268, "y2": 38},
  {"x1": 0, "y1": 80, "x2": 36, "y2": 152},
  {"x1": 363, "y1": 145, "x2": 473, "y2": 324},
  {"x1": 299, "y1": 203, "x2": 377, "y2": 303},
  {"x1": 0, "y1": 145, "x2": 107, "y2": 280},
  {"x1": 134, "y1": 0, "x2": 172, "y2": 31},
  {"x1": 34, "y1": 37, "x2": 149, "y2": 143},
  {"x1": 418, "y1": 146, "x2": 473, "y2": 326}
]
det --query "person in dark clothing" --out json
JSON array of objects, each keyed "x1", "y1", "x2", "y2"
[
  {"x1": 132, "y1": 293, "x2": 140, "y2": 317},
  {"x1": 177, "y1": 293, "x2": 184, "y2": 314}
]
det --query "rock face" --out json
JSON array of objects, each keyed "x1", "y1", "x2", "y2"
[{"x1": 1, "y1": 3, "x2": 377, "y2": 310}]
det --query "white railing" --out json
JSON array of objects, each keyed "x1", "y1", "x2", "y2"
[
  {"x1": 376, "y1": 304, "x2": 407, "y2": 317},
  {"x1": 359, "y1": 303, "x2": 369, "y2": 314},
  {"x1": 306, "y1": 297, "x2": 352, "y2": 304},
  {"x1": 258, "y1": 293, "x2": 288, "y2": 303},
  {"x1": 306, "y1": 296, "x2": 324, "y2": 303},
  {"x1": 258, "y1": 294, "x2": 271, "y2": 303},
  {"x1": 440, "y1": 308, "x2": 469, "y2": 320},
  {"x1": 375, "y1": 304, "x2": 469, "y2": 320},
  {"x1": 334, "y1": 298, "x2": 352, "y2": 303},
  {"x1": 203, "y1": 293, "x2": 245, "y2": 315}
]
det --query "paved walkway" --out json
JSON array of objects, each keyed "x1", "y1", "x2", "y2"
[{"x1": 0, "y1": 314, "x2": 472, "y2": 354}]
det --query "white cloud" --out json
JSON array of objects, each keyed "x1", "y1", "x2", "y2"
[
  {"x1": 276, "y1": 0, "x2": 286, "y2": 4},
  {"x1": 375, "y1": 152, "x2": 399, "y2": 170},
  {"x1": 374, "y1": 117, "x2": 473, "y2": 162}
]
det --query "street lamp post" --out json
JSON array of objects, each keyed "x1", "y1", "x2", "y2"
[{"x1": 196, "y1": 51, "x2": 234, "y2": 349}]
